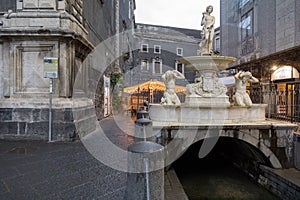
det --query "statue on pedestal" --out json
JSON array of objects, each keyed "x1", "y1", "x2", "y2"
[
  {"x1": 234, "y1": 71, "x2": 259, "y2": 106},
  {"x1": 161, "y1": 70, "x2": 185, "y2": 105},
  {"x1": 199, "y1": 5, "x2": 215, "y2": 56}
]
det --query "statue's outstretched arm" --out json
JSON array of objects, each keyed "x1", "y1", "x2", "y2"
[{"x1": 250, "y1": 76, "x2": 259, "y2": 83}]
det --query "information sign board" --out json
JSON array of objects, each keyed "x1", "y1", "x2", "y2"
[{"x1": 44, "y1": 57, "x2": 58, "y2": 79}]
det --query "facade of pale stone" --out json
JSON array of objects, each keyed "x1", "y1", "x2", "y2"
[{"x1": 0, "y1": 0, "x2": 135, "y2": 140}]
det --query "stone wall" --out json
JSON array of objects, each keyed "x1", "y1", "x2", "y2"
[
  {"x1": 0, "y1": 98, "x2": 96, "y2": 141},
  {"x1": 220, "y1": 0, "x2": 299, "y2": 63},
  {"x1": 0, "y1": 0, "x2": 96, "y2": 141},
  {"x1": 275, "y1": 0, "x2": 297, "y2": 51},
  {"x1": 294, "y1": 134, "x2": 300, "y2": 170},
  {"x1": 258, "y1": 165, "x2": 300, "y2": 200}
]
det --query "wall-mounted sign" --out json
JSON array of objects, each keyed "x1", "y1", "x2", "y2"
[
  {"x1": 43, "y1": 57, "x2": 58, "y2": 79},
  {"x1": 271, "y1": 66, "x2": 299, "y2": 81}
]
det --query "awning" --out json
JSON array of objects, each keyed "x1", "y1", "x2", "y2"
[
  {"x1": 227, "y1": 45, "x2": 300, "y2": 70},
  {"x1": 123, "y1": 79, "x2": 186, "y2": 94}
]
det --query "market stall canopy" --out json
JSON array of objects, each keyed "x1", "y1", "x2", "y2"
[{"x1": 123, "y1": 79, "x2": 186, "y2": 94}]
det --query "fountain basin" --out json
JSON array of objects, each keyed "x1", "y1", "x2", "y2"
[
  {"x1": 149, "y1": 104, "x2": 267, "y2": 124},
  {"x1": 178, "y1": 56, "x2": 237, "y2": 71}
]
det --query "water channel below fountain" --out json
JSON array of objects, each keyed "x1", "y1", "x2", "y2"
[{"x1": 173, "y1": 139, "x2": 280, "y2": 200}]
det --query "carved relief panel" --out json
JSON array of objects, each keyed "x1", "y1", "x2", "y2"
[
  {"x1": 14, "y1": 45, "x2": 55, "y2": 94},
  {"x1": 23, "y1": 0, "x2": 56, "y2": 9}
]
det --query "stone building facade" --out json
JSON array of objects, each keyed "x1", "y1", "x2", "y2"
[
  {"x1": 124, "y1": 23, "x2": 201, "y2": 88},
  {"x1": 220, "y1": 0, "x2": 300, "y2": 123},
  {"x1": 0, "y1": 0, "x2": 135, "y2": 140},
  {"x1": 220, "y1": 0, "x2": 300, "y2": 64}
]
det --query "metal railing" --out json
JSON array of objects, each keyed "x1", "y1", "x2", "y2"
[{"x1": 250, "y1": 82, "x2": 300, "y2": 123}]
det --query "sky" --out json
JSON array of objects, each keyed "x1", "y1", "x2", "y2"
[{"x1": 134, "y1": 0, "x2": 220, "y2": 30}]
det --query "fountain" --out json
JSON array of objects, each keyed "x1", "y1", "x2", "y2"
[
  {"x1": 148, "y1": 5, "x2": 296, "y2": 170},
  {"x1": 130, "y1": 6, "x2": 300, "y2": 200},
  {"x1": 149, "y1": 4, "x2": 265, "y2": 125}
]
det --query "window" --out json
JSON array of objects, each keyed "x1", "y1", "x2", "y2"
[
  {"x1": 239, "y1": 0, "x2": 249, "y2": 8},
  {"x1": 177, "y1": 48, "x2": 183, "y2": 56},
  {"x1": 241, "y1": 10, "x2": 254, "y2": 55},
  {"x1": 153, "y1": 59, "x2": 162, "y2": 74},
  {"x1": 154, "y1": 45, "x2": 161, "y2": 54},
  {"x1": 241, "y1": 10, "x2": 253, "y2": 41},
  {"x1": 215, "y1": 38, "x2": 220, "y2": 50},
  {"x1": 175, "y1": 62, "x2": 185, "y2": 74},
  {"x1": 141, "y1": 44, "x2": 148, "y2": 52},
  {"x1": 141, "y1": 59, "x2": 149, "y2": 71}
]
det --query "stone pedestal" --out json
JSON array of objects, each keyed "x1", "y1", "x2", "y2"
[
  {"x1": 149, "y1": 104, "x2": 268, "y2": 124},
  {"x1": 149, "y1": 104, "x2": 179, "y2": 122},
  {"x1": 184, "y1": 95, "x2": 230, "y2": 107},
  {"x1": 179, "y1": 56, "x2": 236, "y2": 107}
]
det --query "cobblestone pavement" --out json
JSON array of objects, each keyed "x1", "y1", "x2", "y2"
[{"x1": 0, "y1": 117, "x2": 135, "y2": 200}]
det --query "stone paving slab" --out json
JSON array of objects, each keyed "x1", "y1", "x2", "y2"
[
  {"x1": 0, "y1": 117, "x2": 133, "y2": 199},
  {"x1": 0, "y1": 117, "x2": 189, "y2": 199},
  {"x1": 0, "y1": 117, "x2": 187, "y2": 199}
]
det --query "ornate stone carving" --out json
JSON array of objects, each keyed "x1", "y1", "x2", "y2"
[{"x1": 187, "y1": 71, "x2": 227, "y2": 97}]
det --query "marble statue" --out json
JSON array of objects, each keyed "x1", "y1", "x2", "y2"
[
  {"x1": 161, "y1": 70, "x2": 185, "y2": 105},
  {"x1": 199, "y1": 5, "x2": 215, "y2": 56},
  {"x1": 234, "y1": 71, "x2": 259, "y2": 106}
]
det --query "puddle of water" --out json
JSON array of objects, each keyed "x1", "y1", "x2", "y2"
[{"x1": 8, "y1": 147, "x2": 37, "y2": 155}]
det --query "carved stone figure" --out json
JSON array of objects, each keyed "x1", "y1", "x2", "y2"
[
  {"x1": 199, "y1": 5, "x2": 215, "y2": 56},
  {"x1": 234, "y1": 71, "x2": 259, "y2": 106},
  {"x1": 161, "y1": 70, "x2": 185, "y2": 105}
]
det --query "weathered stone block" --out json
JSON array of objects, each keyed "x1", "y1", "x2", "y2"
[
  {"x1": 0, "y1": 122, "x2": 18, "y2": 135},
  {"x1": 32, "y1": 109, "x2": 41, "y2": 122},
  {"x1": 39, "y1": 0, "x2": 56, "y2": 9},
  {"x1": 64, "y1": 108, "x2": 74, "y2": 122},
  {"x1": 18, "y1": 122, "x2": 26, "y2": 135},
  {"x1": 26, "y1": 122, "x2": 48, "y2": 138},
  {"x1": 41, "y1": 109, "x2": 49, "y2": 121},
  {"x1": 23, "y1": 0, "x2": 39, "y2": 9},
  {"x1": 52, "y1": 109, "x2": 64, "y2": 122},
  {"x1": 13, "y1": 108, "x2": 35, "y2": 122},
  {"x1": 0, "y1": 108, "x2": 12, "y2": 121}
]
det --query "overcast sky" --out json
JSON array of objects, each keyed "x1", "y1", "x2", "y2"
[{"x1": 134, "y1": 0, "x2": 220, "y2": 30}]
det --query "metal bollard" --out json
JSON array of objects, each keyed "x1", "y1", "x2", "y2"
[
  {"x1": 125, "y1": 141, "x2": 164, "y2": 200},
  {"x1": 135, "y1": 118, "x2": 153, "y2": 142},
  {"x1": 137, "y1": 110, "x2": 150, "y2": 119}
]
